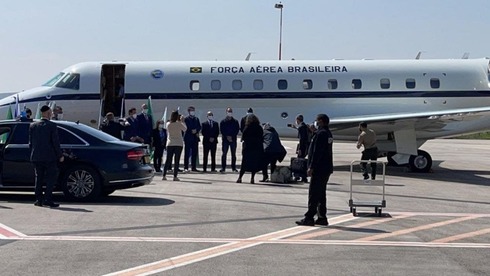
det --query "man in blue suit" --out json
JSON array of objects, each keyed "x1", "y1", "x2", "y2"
[
  {"x1": 201, "y1": 110, "x2": 219, "y2": 172},
  {"x1": 136, "y1": 104, "x2": 153, "y2": 145}
]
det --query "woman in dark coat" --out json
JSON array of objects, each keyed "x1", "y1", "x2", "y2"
[
  {"x1": 151, "y1": 120, "x2": 167, "y2": 172},
  {"x1": 237, "y1": 114, "x2": 264, "y2": 184},
  {"x1": 261, "y1": 123, "x2": 287, "y2": 182}
]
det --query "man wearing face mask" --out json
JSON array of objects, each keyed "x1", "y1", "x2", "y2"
[
  {"x1": 183, "y1": 106, "x2": 201, "y2": 172},
  {"x1": 219, "y1": 107, "x2": 240, "y2": 173},
  {"x1": 151, "y1": 120, "x2": 167, "y2": 172},
  {"x1": 136, "y1": 103, "x2": 153, "y2": 145},
  {"x1": 296, "y1": 114, "x2": 333, "y2": 226},
  {"x1": 123, "y1": 107, "x2": 143, "y2": 142},
  {"x1": 52, "y1": 106, "x2": 63, "y2": 120},
  {"x1": 201, "y1": 110, "x2": 220, "y2": 172}
]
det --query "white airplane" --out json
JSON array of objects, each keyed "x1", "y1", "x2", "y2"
[{"x1": 1, "y1": 58, "x2": 490, "y2": 173}]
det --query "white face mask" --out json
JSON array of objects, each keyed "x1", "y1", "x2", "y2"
[
  {"x1": 142, "y1": 109, "x2": 148, "y2": 114},
  {"x1": 207, "y1": 115, "x2": 213, "y2": 120},
  {"x1": 57, "y1": 114, "x2": 63, "y2": 120},
  {"x1": 227, "y1": 112, "x2": 233, "y2": 117},
  {"x1": 158, "y1": 124, "x2": 164, "y2": 130},
  {"x1": 189, "y1": 111, "x2": 195, "y2": 116},
  {"x1": 313, "y1": 121, "x2": 318, "y2": 128},
  {"x1": 132, "y1": 114, "x2": 137, "y2": 119}
]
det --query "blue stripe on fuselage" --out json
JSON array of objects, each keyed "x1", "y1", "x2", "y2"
[{"x1": 3, "y1": 90, "x2": 490, "y2": 106}]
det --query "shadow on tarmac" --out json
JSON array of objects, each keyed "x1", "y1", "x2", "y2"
[{"x1": 0, "y1": 193, "x2": 175, "y2": 207}]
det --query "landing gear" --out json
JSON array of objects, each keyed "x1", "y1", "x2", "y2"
[{"x1": 408, "y1": 150, "x2": 432, "y2": 173}]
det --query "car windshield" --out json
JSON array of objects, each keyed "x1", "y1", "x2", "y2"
[
  {"x1": 43, "y1": 72, "x2": 65, "y2": 87},
  {"x1": 71, "y1": 123, "x2": 120, "y2": 142}
]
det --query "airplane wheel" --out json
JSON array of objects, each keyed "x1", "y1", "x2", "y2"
[{"x1": 408, "y1": 150, "x2": 432, "y2": 173}]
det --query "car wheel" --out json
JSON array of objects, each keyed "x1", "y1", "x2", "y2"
[{"x1": 62, "y1": 165, "x2": 101, "y2": 201}]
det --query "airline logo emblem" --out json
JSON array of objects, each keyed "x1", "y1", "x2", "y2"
[
  {"x1": 151, "y1": 70, "x2": 164, "y2": 79},
  {"x1": 190, "y1": 67, "x2": 202, "y2": 73}
]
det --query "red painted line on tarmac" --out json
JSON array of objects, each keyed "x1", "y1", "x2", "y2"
[
  {"x1": 289, "y1": 214, "x2": 414, "y2": 240},
  {"x1": 431, "y1": 228, "x2": 490, "y2": 243},
  {"x1": 0, "y1": 223, "x2": 26, "y2": 238},
  {"x1": 356, "y1": 215, "x2": 483, "y2": 242},
  {"x1": 103, "y1": 214, "x2": 357, "y2": 276}
]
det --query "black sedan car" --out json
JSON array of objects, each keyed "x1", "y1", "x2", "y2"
[{"x1": 0, "y1": 120, "x2": 154, "y2": 201}]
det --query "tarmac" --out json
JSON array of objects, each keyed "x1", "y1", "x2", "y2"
[{"x1": 0, "y1": 138, "x2": 489, "y2": 276}]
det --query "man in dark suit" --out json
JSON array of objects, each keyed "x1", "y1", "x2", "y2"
[
  {"x1": 123, "y1": 107, "x2": 143, "y2": 142},
  {"x1": 296, "y1": 114, "x2": 333, "y2": 226},
  {"x1": 136, "y1": 104, "x2": 153, "y2": 145},
  {"x1": 201, "y1": 110, "x2": 219, "y2": 172},
  {"x1": 183, "y1": 106, "x2": 201, "y2": 172},
  {"x1": 29, "y1": 105, "x2": 64, "y2": 208}
]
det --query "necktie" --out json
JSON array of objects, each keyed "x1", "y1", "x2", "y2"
[{"x1": 209, "y1": 120, "x2": 212, "y2": 128}]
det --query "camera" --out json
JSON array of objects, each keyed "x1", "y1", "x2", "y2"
[{"x1": 287, "y1": 123, "x2": 293, "y2": 127}]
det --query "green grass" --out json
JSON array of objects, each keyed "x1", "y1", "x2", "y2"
[{"x1": 455, "y1": 132, "x2": 490, "y2": 139}]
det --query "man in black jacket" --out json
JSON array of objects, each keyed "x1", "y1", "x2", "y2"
[
  {"x1": 296, "y1": 114, "x2": 333, "y2": 226},
  {"x1": 201, "y1": 110, "x2": 219, "y2": 172},
  {"x1": 29, "y1": 105, "x2": 64, "y2": 208},
  {"x1": 220, "y1": 107, "x2": 240, "y2": 173},
  {"x1": 183, "y1": 106, "x2": 201, "y2": 172}
]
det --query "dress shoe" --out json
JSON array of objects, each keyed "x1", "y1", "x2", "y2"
[
  {"x1": 191, "y1": 169, "x2": 200, "y2": 172},
  {"x1": 259, "y1": 178, "x2": 269, "y2": 183},
  {"x1": 232, "y1": 169, "x2": 238, "y2": 173},
  {"x1": 44, "y1": 201, "x2": 60, "y2": 208},
  {"x1": 219, "y1": 169, "x2": 225, "y2": 173},
  {"x1": 250, "y1": 179, "x2": 255, "y2": 184},
  {"x1": 34, "y1": 200, "x2": 43, "y2": 207},
  {"x1": 173, "y1": 177, "x2": 180, "y2": 181},
  {"x1": 161, "y1": 176, "x2": 167, "y2": 180},
  {"x1": 315, "y1": 218, "x2": 329, "y2": 226},
  {"x1": 295, "y1": 218, "x2": 314, "y2": 226},
  {"x1": 210, "y1": 170, "x2": 218, "y2": 173},
  {"x1": 236, "y1": 178, "x2": 242, "y2": 183}
]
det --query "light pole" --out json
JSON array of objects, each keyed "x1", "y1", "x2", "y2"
[{"x1": 275, "y1": 2, "x2": 284, "y2": 60}]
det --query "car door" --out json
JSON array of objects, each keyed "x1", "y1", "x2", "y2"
[{"x1": 2, "y1": 123, "x2": 35, "y2": 186}]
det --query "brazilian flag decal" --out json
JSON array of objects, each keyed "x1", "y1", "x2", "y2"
[{"x1": 190, "y1": 67, "x2": 202, "y2": 73}]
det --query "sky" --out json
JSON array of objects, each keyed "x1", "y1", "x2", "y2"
[{"x1": 1, "y1": 0, "x2": 490, "y2": 92}]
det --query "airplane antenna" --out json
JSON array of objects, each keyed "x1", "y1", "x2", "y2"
[
  {"x1": 462, "y1": 52, "x2": 470, "y2": 59},
  {"x1": 245, "y1": 52, "x2": 256, "y2": 61},
  {"x1": 415, "y1": 51, "x2": 423, "y2": 60}
]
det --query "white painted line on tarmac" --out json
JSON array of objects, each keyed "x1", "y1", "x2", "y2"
[
  {"x1": 102, "y1": 214, "x2": 358, "y2": 276},
  {"x1": 0, "y1": 223, "x2": 26, "y2": 238}
]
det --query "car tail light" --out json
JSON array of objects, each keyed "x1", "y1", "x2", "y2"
[{"x1": 127, "y1": 149, "x2": 145, "y2": 160}]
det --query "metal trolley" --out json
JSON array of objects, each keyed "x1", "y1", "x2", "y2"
[{"x1": 349, "y1": 160, "x2": 386, "y2": 216}]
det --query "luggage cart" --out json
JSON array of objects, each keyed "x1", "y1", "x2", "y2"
[{"x1": 349, "y1": 160, "x2": 386, "y2": 216}]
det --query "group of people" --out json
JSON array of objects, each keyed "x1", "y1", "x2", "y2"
[{"x1": 98, "y1": 104, "x2": 378, "y2": 228}]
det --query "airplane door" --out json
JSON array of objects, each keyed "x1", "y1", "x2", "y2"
[{"x1": 101, "y1": 64, "x2": 126, "y2": 118}]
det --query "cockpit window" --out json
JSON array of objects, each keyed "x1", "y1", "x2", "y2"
[
  {"x1": 43, "y1": 72, "x2": 65, "y2": 87},
  {"x1": 55, "y1": 73, "x2": 80, "y2": 90}
]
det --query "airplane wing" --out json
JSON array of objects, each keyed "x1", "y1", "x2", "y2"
[{"x1": 330, "y1": 106, "x2": 490, "y2": 138}]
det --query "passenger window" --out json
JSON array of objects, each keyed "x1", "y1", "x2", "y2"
[
  {"x1": 406, "y1": 78, "x2": 416, "y2": 89},
  {"x1": 58, "y1": 128, "x2": 85, "y2": 145},
  {"x1": 9, "y1": 124, "x2": 29, "y2": 144},
  {"x1": 278, "y1": 79, "x2": 288, "y2": 90},
  {"x1": 303, "y1": 79, "x2": 313, "y2": 90},
  {"x1": 380, "y1": 78, "x2": 390, "y2": 89},
  {"x1": 232, "y1": 80, "x2": 242, "y2": 90},
  {"x1": 0, "y1": 127, "x2": 11, "y2": 145},
  {"x1": 211, "y1": 80, "x2": 221, "y2": 90},
  {"x1": 430, "y1": 78, "x2": 440, "y2": 89},
  {"x1": 190, "y1": 80, "x2": 200, "y2": 91},
  {"x1": 352, "y1": 79, "x2": 362, "y2": 89},
  {"x1": 253, "y1": 79, "x2": 263, "y2": 90},
  {"x1": 55, "y1": 73, "x2": 80, "y2": 90},
  {"x1": 328, "y1": 79, "x2": 338, "y2": 90}
]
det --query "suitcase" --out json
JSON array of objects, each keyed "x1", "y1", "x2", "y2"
[
  {"x1": 291, "y1": 157, "x2": 307, "y2": 174},
  {"x1": 270, "y1": 166, "x2": 292, "y2": 184}
]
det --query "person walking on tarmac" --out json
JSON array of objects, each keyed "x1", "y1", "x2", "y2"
[
  {"x1": 296, "y1": 114, "x2": 333, "y2": 226},
  {"x1": 357, "y1": 122, "x2": 378, "y2": 180}
]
